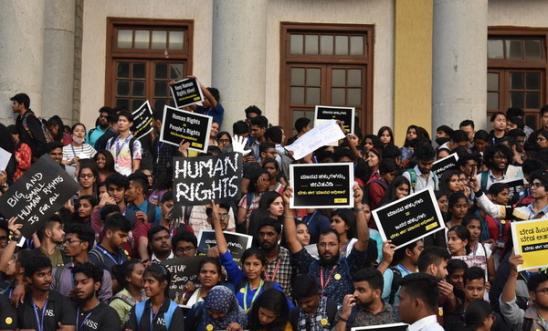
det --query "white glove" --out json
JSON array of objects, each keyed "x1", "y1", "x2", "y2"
[{"x1": 232, "y1": 135, "x2": 251, "y2": 156}]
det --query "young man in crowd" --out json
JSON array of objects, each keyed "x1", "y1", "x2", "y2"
[
  {"x1": 104, "y1": 172, "x2": 129, "y2": 214},
  {"x1": 290, "y1": 274, "x2": 339, "y2": 330},
  {"x1": 72, "y1": 262, "x2": 121, "y2": 330},
  {"x1": 172, "y1": 231, "x2": 198, "y2": 258},
  {"x1": 417, "y1": 246, "x2": 457, "y2": 315},
  {"x1": 86, "y1": 107, "x2": 115, "y2": 149},
  {"x1": 398, "y1": 273, "x2": 444, "y2": 330},
  {"x1": 403, "y1": 143, "x2": 438, "y2": 193},
  {"x1": 36, "y1": 215, "x2": 69, "y2": 267},
  {"x1": 17, "y1": 253, "x2": 76, "y2": 330},
  {"x1": 244, "y1": 105, "x2": 262, "y2": 126},
  {"x1": 459, "y1": 120, "x2": 476, "y2": 144},
  {"x1": 287, "y1": 117, "x2": 311, "y2": 145},
  {"x1": 148, "y1": 226, "x2": 174, "y2": 263},
  {"x1": 125, "y1": 172, "x2": 161, "y2": 227},
  {"x1": 335, "y1": 268, "x2": 396, "y2": 330},
  {"x1": 106, "y1": 110, "x2": 142, "y2": 176},
  {"x1": 249, "y1": 115, "x2": 268, "y2": 161},
  {"x1": 11, "y1": 92, "x2": 49, "y2": 159},
  {"x1": 89, "y1": 213, "x2": 131, "y2": 272},
  {"x1": 194, "y1": 85, "x2": 224, "y2": 125},
  {"x1": 52, "y1": 223, "x2": 113, "y2": 302}
]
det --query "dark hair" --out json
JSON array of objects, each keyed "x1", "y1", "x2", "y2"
[
  {"x1": 382, "y1": 175, "x2": 411, "y2": 203},
  {"x1": 448, "y1": 191, "x2": 468, "y2": 211},
  {"x1": 451, "y1": 130, "x2": 469, "y2": 144},
  {"x1": 105, "y1": 172, "x2": 129, "y2": 189},
  {"x1": 464, "y1": 266, "x2": 485, "y2": 285},
  {"x1": 10, "y1": 93, "x2": 30, "y2": 109},
  {"x1": 23, "y1": 253, "x2": 52, "y2": 278},
  {"x1": 94, "y1": 150, "x2": 115, "y2": 173},
  {"x1": 259, "y1": 141, "x2": 276, "y2": 155},
  {"x1": 46, "y1": 115, "x2": 65, "y2": 141},
  {"x1": 414, "y1": 143, "x2": 436, "y2": 162},
  {"x1": 527, "y1": 272, "x2": 548, "y2": 292},
  {"x1": 382, "y1": 144, "x2": 401, "y2": 159},
  {"x1": 207, "y1": 87, "x2": 220, "y2": 102},
  {"x1": 160, "y1": 191, "x2": 173, "y2": 203},
  {"x1": 379, "y1": 158, "x2": 397, "y2": 175},
  {"x1": 437, "y1": 125, "x2": 454, "y2": 136},
  {"x1": 377, "y1": 126, "x2": 394, "y2": 144},
  {"x1": 37, "y1": 214, "x2": 63, "y2": 241},
  {"x1": 216, "y1": 131, "x2": 232, "y2": 145},
  {"x1": 439, "y1": 169, "x2": 462, "y2": 193},
  {"x1": 99, "y1": 205, "x2": 121, "y2": 221},
  {"x1": 400, "y1": 273, "x2": 439, "y2": 312},
  {"x1": 418, "y1": 246, "x2": 450, "y2": 272},
  {"x1": 265, "y1": 126, "x2": 284, "y2": 144},
  {"x1": 64, "y1": 223, "x2": 95, "y2": 251},
  {"x1": 71, "y1": 122, "x2": 87, "y2": 135},
  {"x1": 172, "y1": 231, "x2": 197, "y2": 248},
  {"x1": 462, "y1": 214, "x2": 481, "y2": 229},
  {"x1": 245, "y1": 105, "x2": 262, "y2": 117},
  {"x1": 250, "y1": 115, "x2": 268, "y2": 129},
  {"x1": 248, "y1": 289, "x2": 289, "y2": 331},
  {"x1": 114, "y1": 259, "x2": 142, "y2": 289},
  {"x1": 248, "y1": 168, "x2": 269, "y2": 193},
  {"x1": 318, "y1": 229, "x2": 340, "y2": 244},
  {"x1": 448, "y1": 225, "x2": 471, "y2": 255},
  {"x1": 72, "y1": 262, "x2": 103, "y2": 284},
  {"x1": 464, "y1": 300, "x2": 492, "y2": 329},
  {"x1": 257, "y1": 217, "x2": 282, "y2": 235},
  {"x1": 232, "y1": 120, "x2": 249, "y2": 136},
  {"x1": 241, "y1": 247, "x2": 267, "y2": 268},
  {"x1": 456, "y1": 152, "x2": 479, "y2": 168},
  {"x1": 529, "y1": 169, "x2": 548, "y2": 189},
  {"x1": 392, "y1": 240, "x2": 422, "y2": 264},
  {"x1": 292, "y1": 274, "x2": 319, "y2": 300},
  {"x1": 333, "y1": 147, "x2": 355, "y2": 162},
  {"x1": 144, "y1": 264, "x2": 171, "y2": 297},
  {"x1": 487, "y1": 182, "x2": 508, "y2": 196},
  {"x1": 460, "y1": 120, "x2": 475, "y2": 129},
  {"x1": 352, "y1": 267, "x2": 383, "y2": 291},
  {"x1": 78, "y1": 160, "x2": 99, "y2": 194},
  {"x1": 147, "y1": 225, "x2": 170, "y2": 242},
  {"x1": 117, "y1": 110, "x2": 133, "y2": 122},
  {"x1": 490, "y1": 111, "x2": 506, "y2": 122},
  {"x1": 331, "y1": 209, "x2": 356, "y2": 239},
  {"x1": 46, "y1": 141, "x2": 64, "y2": 153},
  {"x1": 294, "y1": 117, "x2": 311, "y2": 132},
  {"x1": 128, "y1": 172, "x2": 149, "y2": 193},
  {"x1": 483, "y1": 144, "x2": 512, "y2": 170},
  {"x1": 447, "y1": 258, "x2": 468, "y2": 276},
  {"x1": 199, "y1": 257, "x2": 224, "y2": 283},
  {"x1": 103, "y1": 213, "x2": 131, "y2": 233}
]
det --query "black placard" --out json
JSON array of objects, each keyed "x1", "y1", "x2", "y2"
[
  {"x1": 315, "y1": 105, "x2": 355, "y2": 134},
  {"x1": 160, "y1": 105, "x2": 212, "y2": 153},
  {"x1": 169, "y1": 77, "x2": 204, "y2": 108},
  {"x1": 173, "y1": 152, "x2": 243, "y2": 206},
  {"x1": 131, "y1": 100, "x2": 154, "y2": 139},
  {"x1": 197, "y1": 230, "x2": 252, "y2": 262},
  {"x1": 0, "y1": 155, "x2": 80, "y2": 237},
  {"x1": 372, "y1": 188, "x2": 445, "y2": 249},
  {"x1": 431, "y1": 153, "x2": 459, "y2": 179},
  {"x1": 501, "y1": 177, "x2": 525, "y2": 202},
  {"x1": 351, "y1": 323, "x2": 408, "y2": 331},
  {"x1": 289, "y1": 163, "x2": 354, "y2": 209},
  {"x1": 162, "y1": 256, "x2": 206, "y2": 306}
]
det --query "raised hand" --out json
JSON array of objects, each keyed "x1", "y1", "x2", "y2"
[{"x1": 232, "y1": 135, "x2": 250, "y2": 156}]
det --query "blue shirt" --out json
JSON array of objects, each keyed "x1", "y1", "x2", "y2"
[
  {"x1": 125, "y1": 200, "x2": 162, "y2": 227},
  {"x1": 86, "y1": 126, "x2": 107, "y2": 148},
  {"x1": 195, "y1": 104, "x2": 224, "y2": 126}
]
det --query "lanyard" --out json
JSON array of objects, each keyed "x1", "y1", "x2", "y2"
[
  {"x1": 149, "y1": 307, "x2": 159, "y2": 331},
  {"x1": 266, "y1": 258, "x2": 282, "y2": 282},
  {"x1": 156, "y1": 142, "x2": 164, "y2": 165},
  {"x1": 33, "y1": 300, "x2": 48, "y2": 331},
  {"x1": 96, "y1": 244, "x2": 122, "y2": 265},
  {"x1": 71, "y1": 143, "x2": 84, "y2": 158},
  {"x1": 319, "y1": 266, "x2": 337, "y2": 290},
  {"x1": 114, "y1": 136, "x2": 130, "y2": 158},
  {"x1": 243, "y1": 280, "x2": 263, "y2": 312},
  {"x1": 76, "y1": 309, "x2": 93, "y2": 331}
]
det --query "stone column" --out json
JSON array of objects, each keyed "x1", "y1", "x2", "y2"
[
  {"x1": 42, "y1": 0, "x2": 75, "y2": 124},
  {"x1": 212, "y1": 0, "x2": 267, "y2": 131},
  {"x1": 0, "y1": 1, "x2": 45, "y2": 123},
  {"x1": 432, "y1": 0, "x2": 488, "y2": 131}
]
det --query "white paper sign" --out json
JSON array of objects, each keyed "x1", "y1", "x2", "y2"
[
  {"x1": 285, "y1": 120, "x2": 345, "y2": 160},
  {"x1": 0, "y1": 147, "x2": 12, "y2": 172}
]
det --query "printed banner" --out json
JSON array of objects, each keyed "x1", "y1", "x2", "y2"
[
  {"x1": 372, "y1": 188, "x2": 445, "y2": 249},
  {"x1": 173, "y1": 152, "x2": 242, "y2": 205},
  {"x1": 431, "y1": 153, "x2": 459, "y2": 179},
  {"x1": 0, "y1": 155, "x2": 80, "y2": 237},
  {"x1": 197, "y1": 230, "x2": 252, "y2": 262},
  {"x1": 315, "y1": 105, "x2": 355, "y2": 134},
  {"x1": 162, "y1": 256, "x2": 206, "y2": 307},
  {"x1": 289, "y1": 163, "x2": 354, "y2": 209},
  {"x1": 511, "y1": 218, "x2": 548, "y2": 271},
  {"x1": 169, "y1": 77, "x2": 204, "y2": 108},
  {"x1": 160, "y1": 105, "x2": 212, "y2": 153},
  {"x1": 131, "y1": 100, "x2": 154, "y2": 139}
]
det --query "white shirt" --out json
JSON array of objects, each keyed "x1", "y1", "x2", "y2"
[
  {"x1": 151, "y1": 251, "x2": 174, "y2": 263},
  {"x1": 407, "y1": 315, "x2": 444, "y2": 331}
]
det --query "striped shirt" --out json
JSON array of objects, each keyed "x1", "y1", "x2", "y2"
[{"x1": 62, "y1": 143, "x2": 97, "y2": 161}]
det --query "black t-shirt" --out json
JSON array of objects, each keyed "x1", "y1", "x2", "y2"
[
  {"x1": 16, "y1": 290, "x2": 76, "y2": 330},
  {"x1": 0, "y1": 294, "x2": 17, "y2": 330},
  {"x1": 126, "y1": 299, "x2": 185, "y2": 331},
  {"x1": 76, "y1": 301, "x2": 121, "y2": 331}
]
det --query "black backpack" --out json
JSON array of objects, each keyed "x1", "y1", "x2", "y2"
[{"x1": 388, "y1": 266, "x2": 403, "y2": 305}]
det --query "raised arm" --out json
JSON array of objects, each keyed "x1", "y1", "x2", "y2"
[
  {"x1": 211, "y1": 202, "x2": 228, "y2": 254},
  {"x1": 501, "y1": 253, "x2": 523, "y2": 303},
  {"x1": 199, "y1": 82, "x2": 218, "y2": 108},
  {"x1": 0, "y1": 218, "x2": 21, "y2": 271},
  {"x1": 353, "y1": 184, "x2": 370, "y2": 251},
  {"x1": 282, "y1": 188, "x2": 303, "y2": 254}
]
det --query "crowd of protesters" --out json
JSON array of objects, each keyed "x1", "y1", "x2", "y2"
[{"x1": 0, "y1": 89, "x2": 546, "y2": 331}]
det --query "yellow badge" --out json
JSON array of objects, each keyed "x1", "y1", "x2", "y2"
[
  {"x1": 320, "y1": 318, "x2": 328, "y2": 326},
  {"x1": 206, "y1": 324, "x2": 214, "y2": 331},
  {"x1": 334, "y1": 273, "x2": 342, "y2": 281},
  {"x1": 240, "y1": 288, "x2": 246, "y2": 293},
  {"x1": 4, "y1": 317, "x2": 12, "y2": 325}
]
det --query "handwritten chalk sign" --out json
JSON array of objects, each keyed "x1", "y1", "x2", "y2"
[
  {"x1": 285, "y1": 120, "x2": 346, "y2": 161},
  {"x1": 197, "y1": 230, "x2": 252, "y2": 262},
  {"x1": 160, "y1": 105, "x2": 212, "y2": 153},
  {"x1": 289, "y1": 163, "x2": 354, "y2": 209},
  {"x1": 162, "y1": 256, "x2": 206, "y2": 307},
  {"x1": 351, "y1": 323, "x2": 408, "y2": 331},
  {"x1": 173, "y1": 152, "x2": 243, "y2": 206},
  {"x1": 511, "y1": 218, "x2": 548, "y2": 271},
  {"x1": 372, "y1": 188, "x2": 445, "y2": 249},
  {"x1": 432, "y1": 153, "x2": 459, "y2": 179},
  {"x1": 169, "y1": 77, "x2": 204, "y2": 108},
  {"x1": 0, "y1": 155, "x2": 80, "y2": 237},
  {"x1": 315, "y1": 105, "x2": 355, "y2": 134},
  {"x1": 131, "y1": 100, "x2": 154, "y2": 140}
]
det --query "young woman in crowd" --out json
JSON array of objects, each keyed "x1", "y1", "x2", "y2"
[
  {"x1": 109, "y1": 259, "x2": 145, "y2": 326},
  {"x1": 329, "y1": 209, "x2": 356, "y2": 257},
  {"x1": 94, "y1": 149, "x2": 115, "y2": 183},
  {"x1": 463, "y1": 215, "x2": 495, "y2": 283},
  {"x1": 377, "y1": 126, "x2": 394, "y2": 147},
  {"x1": 366, "y1": 148, "x2": 381, "y2": 184},
  {"x1": 238, "y1": 168, "x2": 271, "y2": 231},
  {"x1": 188, "y1": 285, "x2": 247, "y2": 331},
  {"x1": 247, "y1": 288, "x2": 293, "y2": 331},
  {"x1": 182, "y1": 257, "x2": 225, "y2": 307},
  {"x1": 381, "y1": 175, "x2": 411, "y2": 204},
  {"x1": 62, "y1": 122, "x2": 97, "y2": 166},
  {"x1": 464, "y1": 299, "x2": 495, "y2": 331},
  {"x1": 262, "y1": 158, "x2": 287, "y2": 192},
  {"x1": 216, "y1": 131, "x2": 232, "y2": 151},
  {"x1": 73, "y1": 194, "x2": 96, "y2": 224},
  {"x1": 77, "y1": 160, "x2": 99, "y2": 199},
  {"x1": 47, "y1": 115, "x2": 71, "y2": 145},
  {"x1": 295, "y1": 220, "x2": 311, "y2": 247},
  {"x1": 7, "y1": 125, "x2": 31, "y2": 181},
  {"x1": 489, "y1": 112, "x2": 507, "y2": 145},
  {"x1": 447, "y1": 225, "x2": 471, "y2": 260},
  {"x1": 440, "y1": 169, "x2": 465, "y2": 194},
  {"x1": 446, "y1": 192, "x2": 470, "y2": 229},
  {"x1": 248, "y1": 191, "x2": 285, "y2": 237}
]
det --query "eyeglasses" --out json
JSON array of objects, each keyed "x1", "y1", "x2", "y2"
[
  {"x1": 531, "y1": 181, "x2": 544, "y2": 188},
  {"x1": 79, "y1": 173, "x2": 94, "y2": 179}
]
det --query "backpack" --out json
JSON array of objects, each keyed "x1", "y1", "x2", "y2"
[
  {"x1": 388, "y1": 266, "x2": 403, "y2": 305},
  {"x1": 22, "y1": 111, "x2": 53, "y2": 143},
  {"x1": 135, "y1": 300, "x2": 178, "y2": 330},
  {"x1": 405, "y1": 168, "x2": 438, "y2": 192},
  {"x1": 107, "y1": 135, "x2": 139, "y2": 160}
]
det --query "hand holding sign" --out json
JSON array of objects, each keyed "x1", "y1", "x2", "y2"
[{"x1": 508, "y1": 252, "x2": 524, "y2": 272}]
